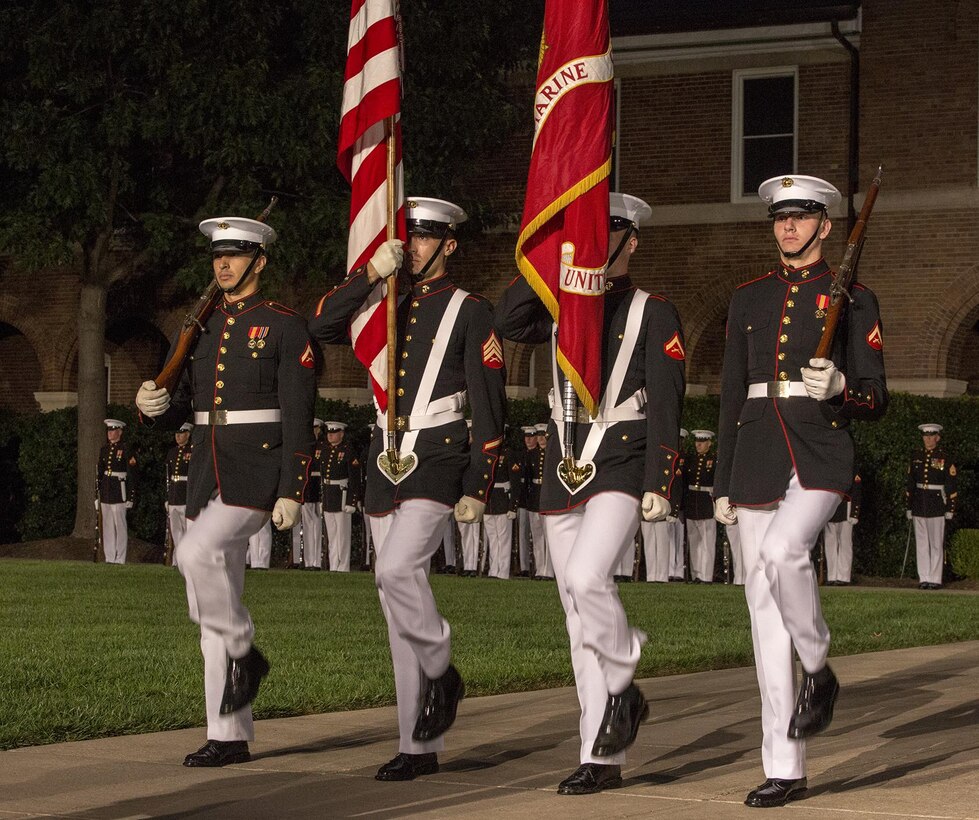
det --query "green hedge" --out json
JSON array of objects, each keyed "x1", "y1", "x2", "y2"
[
  {"x1": 950, "y1": 529, "x2": 979, "y2": 580},
  {"x1": 2, "y1": 392, "x2": 977, "y2": 579}
]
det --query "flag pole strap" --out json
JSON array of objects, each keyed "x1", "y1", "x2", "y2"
[{"x1": 385, "y1": 116, "x2": 398, "y2": 461}]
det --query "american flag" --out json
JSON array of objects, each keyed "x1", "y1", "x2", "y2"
[{"x1": 336, "y1": 0, "x2": 406, "y2": 411}]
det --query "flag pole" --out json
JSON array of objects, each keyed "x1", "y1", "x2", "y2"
[{"x1": 384, "y1": 115, "x2": 398, "y2": 463}]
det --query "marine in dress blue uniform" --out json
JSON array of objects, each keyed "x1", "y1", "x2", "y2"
[
  {"x1": 321, "y1": 421, "x2": 361, "y2": 572},
  {"x1": 497, "y1": 193, "x2": 685, "y2": 795},
  {"x1": 98, "y1": 419, "x2": 137, "y2": 564},
  {"x1": 514, "y1": 425, "x2": 538, "y2": 576},
  {"x1": 907, "y1": 423, "x2": 957, "y2": 589},
  {"x1": 714, "y1": 175, "x2": 887, "y2": 807},
  {"x1": 165, "y1": 422, "x2": 194, "y2": 552},
  {"x1": 685, "y1": 430, "x2": 718, "y2": 582},
  {"x1": 309, "y1": 198, "x2": 507, "y2": 781},
  {"x1": 137, "y1": 215, "x2": 315, "y2": 767},
  {"x1": 292, "y1": 418, "x2": 324, "y2": 569},
  {"x1": 484, "y1": 432, "x2": 519, "y2": 579}
]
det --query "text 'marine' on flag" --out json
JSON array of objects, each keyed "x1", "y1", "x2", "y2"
[
  {"x1": 515, "y1": 0, "x2": 613, "y2": 417},
  {"x1": 336, "y1": 0, "x2": 406, "y2": 411}
]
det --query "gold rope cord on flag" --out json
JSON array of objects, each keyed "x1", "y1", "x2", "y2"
[{"x1": 515, "y1": 157, "x2": 610, "y2": 415}]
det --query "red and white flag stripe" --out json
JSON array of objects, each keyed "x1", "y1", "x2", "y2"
[{"x1": 337, "y1": 0, "x2": 405, "y2": 410}]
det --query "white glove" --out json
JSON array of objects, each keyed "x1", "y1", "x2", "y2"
[
  {"x1": 506, "y1": 510, "x2": 517, "y2": 520},
  {"x1": 454, "y1": 495, "x2": 486, "y2": 524},
  {"x1": 641, "y1": 492, "x2": 670, "y2": 522},
  {"x1": 342, "y1": 505, "x2": 357, "y2": 514},
  {"x1": 136, "y1": 380, "x2": 171, "y2": 417},
  {"x1": 714, "y1": 496, "x2": 738, "y2": 525},
  {"x1": 665, "y1": 514, "x2": 678, "y2": 524},
  {"x1": 271, "y1": 498, "x2": 301, "y2": 530},
  {"x1": 800, "y1": 358, "x2": 846, "y2": 401},
  {"x1": 906, "y1": 509, "x2": 913, "y2": 521},
  {"x1": 945, "y1": 512, "x2": 953, "y2": 520},
  {"x1": 125, "y1": 501, "x2": 133, "y2": 510},
  {"x1": 368, "y1": 239, "x2": 404, "y2": 280},
  {"x1": 848, "y1": 517, "x2": 858, "y2": 525}
]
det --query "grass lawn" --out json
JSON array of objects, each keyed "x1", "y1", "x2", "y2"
[{"x1": 1, "y1": 559, "x2": 976, "y2": 750}]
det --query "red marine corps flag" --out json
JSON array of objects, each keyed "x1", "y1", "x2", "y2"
[
  {"x1": 336, "y1": 0, "x2": 406, "y2": 411},
  {"x1": 515, "y1": 0, "x2": 614, "y2": 416}
]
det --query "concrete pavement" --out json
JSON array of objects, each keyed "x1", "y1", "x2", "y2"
[{"x1": 2, "y1": 641, "x2": 977, "y2": 819}]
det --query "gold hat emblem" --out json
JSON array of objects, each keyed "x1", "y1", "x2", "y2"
[
  {"x1": 218, "y1": 222, "x2": 230, "y2": 229},
  {"x1": 781, "y1": 178, "x2": 794, "y2": 188}
]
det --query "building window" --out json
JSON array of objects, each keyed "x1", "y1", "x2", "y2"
[{"x1": 732, "y1": 68, "x2": 797, "y2": 201}]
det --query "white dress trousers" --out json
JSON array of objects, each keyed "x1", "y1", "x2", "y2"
[
  {"x1": 823, "y1": 520, "x2": 853, "y2": 583},
  {"x1": 529, "y1": 511, "x2": 551, "y2": 577},
  {"x1": 177, "y1": 494, "x2": 269, "y2": 742},
  {"x1": 440, "y1": 517, "x2": 457, "y2": 569},
  {"x1": 370, "y1": 499, "x2": 454, "y2": 754},
  {"x1": 101, "y1": 503, "x2": 128, "y2": 564},
  {"x1": 291, "y1": 502, "x2": 323, "y2": 568},
  {"x1": 688, "y1": 518, "x2": 716, "y2": 582},
  {"x1": 460, "y1": 521, "x2": 481, "y2": 572},
  {"x1": 247, "y1": 521, "x2": 272, "y2": 568},
  {"x1": 484, "y1": 514, "x2": 512, "y2": 579},
  {"x1": 913, "y1": 516, "x2": 945, "y2": 585},
  {"x1": 326, "y1": 510, "x2": 352, "y2": 572},
  {"x1": 517, "y1": 508, "x2": 532, "y2": 572},
  {"x1": 640, "y1": 520, "x2": 672, "y2": 582},
  {"x1": 543, "y1": 492, "x2": 646, "y2": 765},
  {"x1": 726, "y1": 522, "x2": 744, "y2": 585},
  {"x1": 167, "y1": 504, "x2": 188, "y2": 552},
  {"x1": 737, "y1": 472, "x2": 839, "y2": 779},
  {"x1": 670, "y1": 517, "x2": 685, "y2": 578}
]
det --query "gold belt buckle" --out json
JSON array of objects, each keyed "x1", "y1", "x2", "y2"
[
  {"x1": 209, "y1": 410, "x2": 228, "y2": 425},
  {"x1": 767, "y1": 381, "x2": 791, "y2": 398}
]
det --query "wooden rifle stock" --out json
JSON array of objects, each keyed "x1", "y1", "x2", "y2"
[
  {"x1": 813, "y1": 167, "x2": 883, "y2": 359},
  {"x1": 153, "y1": 197, "x2": 279, "y2": 394}
]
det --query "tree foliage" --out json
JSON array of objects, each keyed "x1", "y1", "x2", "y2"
[{"x1": 0, "y1": 0, "x2": 543, "y2": 291}]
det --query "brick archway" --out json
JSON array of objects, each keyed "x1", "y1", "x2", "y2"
[
  {"x1": 0, "y1": 322, "x2": 43, "y2": 412},
  {"x1": 925, "y1": 263, "x2": 979, "y2": 384}
]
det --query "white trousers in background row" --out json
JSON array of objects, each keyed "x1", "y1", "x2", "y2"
[
  {"x1": 326, "y1": 511, "x2": 352, "y2": 572},
  {"x1": 737, "y1": 472, "x2": 839, "y2": 780},
  {"x1": 687, "y1": 518, "x2": 717, "y2": 582},
  {"x1": 439, "y1": 517, "x2": 457, "y2": 569},
  {"x1": 822, "y1": 520, "x2": 853, "y2": 583},
  {"x1": 291, "y1": 502, "x2": 323, "y2": 568},
  {"x1": 529, "y1": 511, "x2": 551, "y2": 577},
  {"x1": 516, "y1": 508, "x2": 532, "y2": 573},
  {"x1": 247, "y1": 521, "x2": 272, "y2": 568},
  {"x1": 726, "y1": 522, "x2": 744, "y2": 585},
  {"x1": 101, "y1": 503, "x2": 128, "y2": 564},
  {"x1": 371, "y1": 499, "x2": 454, "y2": 755},
  {"x1": 670, "y1": 516, "x2": 685, "y2": 578},
  {"x1": 460, "y1": 521, "x2": 481, "y2": 572},
  {"x1": 484, "y1": 514, "x2": 512, "y2": 579},
  {"x1": 913, "y1": 515, "x2": 945, "y2": 585},
  {"x1": 168, "y1": 504, "x2": 188, "y2": 551},
  {"x1": 640, "y1": 520, "x2": 672, "y2": 582},
  {"x1": 544, "y1": 492, "x2": 645, "y2": 766},
  {"x1": 177, "y1": 494, "x2": 269, "y2": 742}
]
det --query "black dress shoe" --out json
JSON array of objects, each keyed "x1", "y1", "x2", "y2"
[
  {"x1": 788, "y1": 665, "x2": 838, "y2": 739},
  {"x1": 591, "y1": 682, "x2": 649, "y2": 757},
  {"x1": 557, "y1": 763, "x2": 622, "y2": 795},
  {"x1": 219, "y1": 646, "x2": 270, "y2": 715},
  {"x1": 412, "y1": 664, "x2": 464, "y2": 741},
  {"x1": 183, "y1": 739, "x2": 250, "y2": 768},
  {"x1": 744, "y1": 777, "x2": 807, "y2": 807},
  {"x1": 374, "y1": 752, "x2": 438, "y2": 781}
]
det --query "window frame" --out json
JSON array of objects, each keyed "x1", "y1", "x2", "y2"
[{"x1": 730, "y1": 66, "x2": 799, "y2": 204}]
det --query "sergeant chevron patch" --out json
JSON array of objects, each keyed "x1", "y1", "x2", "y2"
[
  {"x1": 866, "y1": 321, "x2": 883, "y2": 351},
  {"x1": 664, "y1": 331, "x2": 685, "y2": 360},
  {"x1": 482, "y1": 331, "x2": 504, "y2": 369}
]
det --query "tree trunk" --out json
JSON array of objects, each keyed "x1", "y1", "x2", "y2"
[{"x1": 71, "y1": 281, "x2": 108, "y2": 539}]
